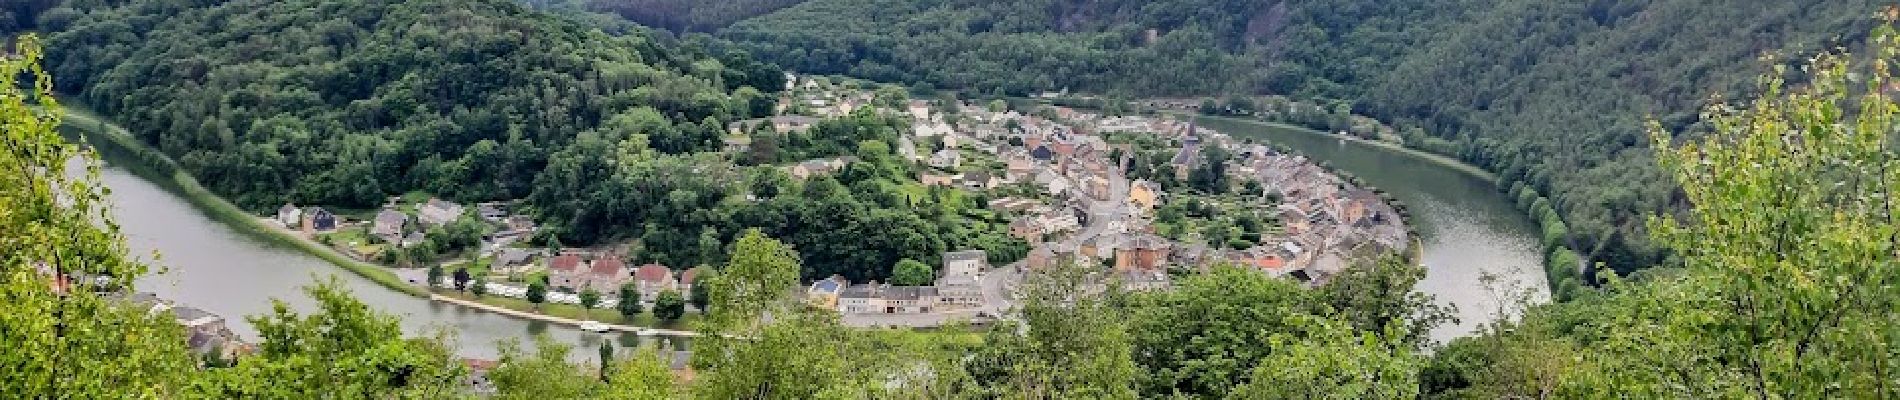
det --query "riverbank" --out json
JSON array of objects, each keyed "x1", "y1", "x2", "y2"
[
  {"x1": 1186, "y1": 112, "x2": 1589, "y2": 299},
  {"x1": 56, "y1": 104, "x2": 703, "y2": 332},
  {"x1": 1179, "y1": 113, "x2": 1500, "y2": 183},
  {"x1": 431, "y1": 295, "x2": 698, "y2": 337},
  {"x1": 58, "y1": 106, "x2": 429, "y2": 298}
]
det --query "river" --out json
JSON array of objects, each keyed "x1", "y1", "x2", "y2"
[
  {"x1": 88, "y1": 154, "x2": 676, "y2": 360},
  {"x1": 1194, "y1": 116, "x2": 1550, "y2": 340}
]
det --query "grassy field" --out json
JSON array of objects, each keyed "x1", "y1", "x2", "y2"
[{"x1": 318, "y1": 226, "x2": 386, "y2": 259}]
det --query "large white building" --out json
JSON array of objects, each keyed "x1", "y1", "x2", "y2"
[
  {"x1": 937, "y1": 250, "x2": 987, "y2": 307},
  {"x1": 419, "y1": 198, "x2": 465, "y2": 226}
]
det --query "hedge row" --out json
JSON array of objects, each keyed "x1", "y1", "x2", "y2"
[{"x1": 1501, "y1": 177, "x2": 1588, "y2": 301}]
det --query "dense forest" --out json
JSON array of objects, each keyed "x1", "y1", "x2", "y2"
[
  {"x1": 583, "y1": 0, "x2": 806, "y2": 33},
  {"x1": 1360, "y1": 1, "x2": 1882, "y2": 273},
  {"x1": 718, "y1": 0, "x2": 1271, "y2": 96},
  {"x1": 584, "y1": 0, "x2": 1885, "y2": 277},
  {"x1": 39, "y1": 0, "x2": 778, "y2": 209}
]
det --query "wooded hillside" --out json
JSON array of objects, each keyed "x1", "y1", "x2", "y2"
[
  {"x1": 669, "y1": 0, "x2": 1883, "y2": 273},
  {"x1": 40, "y1": 0, "x2": 780, "y2": 209}
]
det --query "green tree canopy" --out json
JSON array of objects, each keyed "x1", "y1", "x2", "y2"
[
  {"x1": 191, "y1": 278, "x2": 466, "y2": 397},
  {"x1": 653, "y1": 290, "x2": 687, "y2": 321},
  {"x1": 889, "y1": 259, "x2": 934, "y2": 286}
]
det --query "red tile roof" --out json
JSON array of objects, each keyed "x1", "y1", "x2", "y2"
[
  {"x1": 1052, "y1": 142, "x2": 1077, "y2": 157},
  {"x1": 590, "y1": 257, "x2": 627, "y2": 277},
  {"x1": 549, "y1": 254, "x2": 583, "y2": 272},
  {"x1": 634, "y1": 263, "x2": 672, "y2": 283},
  {"x1": 1257, "y1": 256, "x2": 1286, "y2": 270}
]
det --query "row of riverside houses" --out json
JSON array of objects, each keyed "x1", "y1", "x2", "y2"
[
  {"x1": 545, "y1": 252, "x2": 702, "y2": 302},
  {"x1": 275, "y1": 203, "x2": 339, "y2": 234},
  {"x1": 37, "y1": 264, "x2": 251, "y2": 362},
  {"x1": 116, "y1": 292, "x2": 249, "y2": 362},
  {"x1": 279, "y1": 197, "x2": 537, "y2": 251},
  {"x1": 1044, "y1": 106, "x2": 1412, "y2": 287},
  {"x1": 806, "y1": 250, "x2": 987, "y2": 314},
  {"x1": 1178, "y1": 140, "x2": 1409, "y2": 285}
]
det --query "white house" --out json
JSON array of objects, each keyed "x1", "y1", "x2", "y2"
[
  {"x1": 937, "y1": 250, "x2": 987, "y2": 307},
  {"x1": 928, "y1": 149, "x2": 962, "y2": 169},
  {"x1": 1035, "y1": 169, "x2": 1073, "y2": 196},
  {"x1": 276, "y1": 204, "x2": 303, "y2": 228},
  {"x1": 419, "y1": 198, "x2": 464, "y2": 226}
]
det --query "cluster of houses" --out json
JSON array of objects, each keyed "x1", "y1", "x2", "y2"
[
  {"x1": 785, "y1": 156, "x2": 855, "y2": 180},
  {"x1": 370, "y1": 198, "x2": 467, "y2": 247},
  {"x1": 280, "y1": 196, "x2": 540, "y2": 258},
  {"x1": 1227, "y1": 150, "x2": 1410, "y2": 283},
  {"x1": 1003, "y1": 204, "x2": 1081, "y2": 243},
  {"x1": 545, "y1": 252, "x2": 701, "y2": 302},
  {"x1": 112, "y1": 292, "x2": 248, "y2": 361},
  {"x1": 807, "y1": 250, "x2": 988, "y2": 315},
  {"x1": 782, "y1": 74, "x2": 875, "y2": 118},
  {"x1": 276, "y1": 204, "x2": 339, "y2": 234},
  {"x1": 34, "y1": 264, "x2": 250, "y2": 361},
  {"x1": 1004, "y1": 104, "x2": 1411, "y2": 287},
  {"x1": 760, "y1": 75, "x2": 1413, "y2": 297}
]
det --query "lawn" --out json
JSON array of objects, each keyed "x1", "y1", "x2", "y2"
[
  {"x1": 318, "y1": 226, "x2": 386, "y2": 259},
  {"x1": 320, "y1": 226, "x2": 370, "y2": 245},
  {"x1": 885, "y1": 179, "x2": 929, "y2": 204},
  {"x1": 445, "y1": 256, "x2": 495, "y2": 279}
]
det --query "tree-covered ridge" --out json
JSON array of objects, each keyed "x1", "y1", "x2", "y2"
[
  {"x1": 658, "y1": 0, "x2": 1886, "y2": 275},
  {"x1": 43, "y1": 0, "x2": 780, "y2": 209},
  {"x1": 714, "y1": 0, "x2": 1289, "y2": 96},
  {"x1": 583, "y1": 0, "x2": 809, "y2": 33},
  {"x1": 705, "y1": 0, "x2": 1480, "y2": 98},
  {"x1": 1361, "y1": 0, "x2": 1884, "y2": 272},
  {"x1": 1427, "y1": 33, "x2": 1900, "y2": 396}
]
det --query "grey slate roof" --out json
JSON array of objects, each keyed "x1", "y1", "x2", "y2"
[
  {"x1": 495, "y1": 248, "x2": 533, "y2": 266},
  {"x1": 839, "y1": 284, "x2": 880, "y2": 299},
  {"x1": 943, "y1": 250, "x2": 987, "y2": 263},
  {"x1": 882, "y1": 286, "x2": 939, "y2": 301}
]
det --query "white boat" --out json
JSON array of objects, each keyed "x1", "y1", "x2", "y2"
[{"x1": 578, "y1": 321, "x2": 611, "y2": 333}]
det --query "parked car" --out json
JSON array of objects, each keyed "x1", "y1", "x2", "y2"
[{"x1": 578, "y1": 321, "x2": 610, "y2": 333}]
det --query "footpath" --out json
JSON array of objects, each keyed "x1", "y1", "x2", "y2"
[{"x1": 430, "y1": 294, "x2": 700, "y2": 337}]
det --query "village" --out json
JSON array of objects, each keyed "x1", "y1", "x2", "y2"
[
  {"x1": 254, "y1": 73, "x2": 1411, "y2": 330},
  {"x1": 756, "y1": 74, "x2": 1414, "y2": 326}
]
